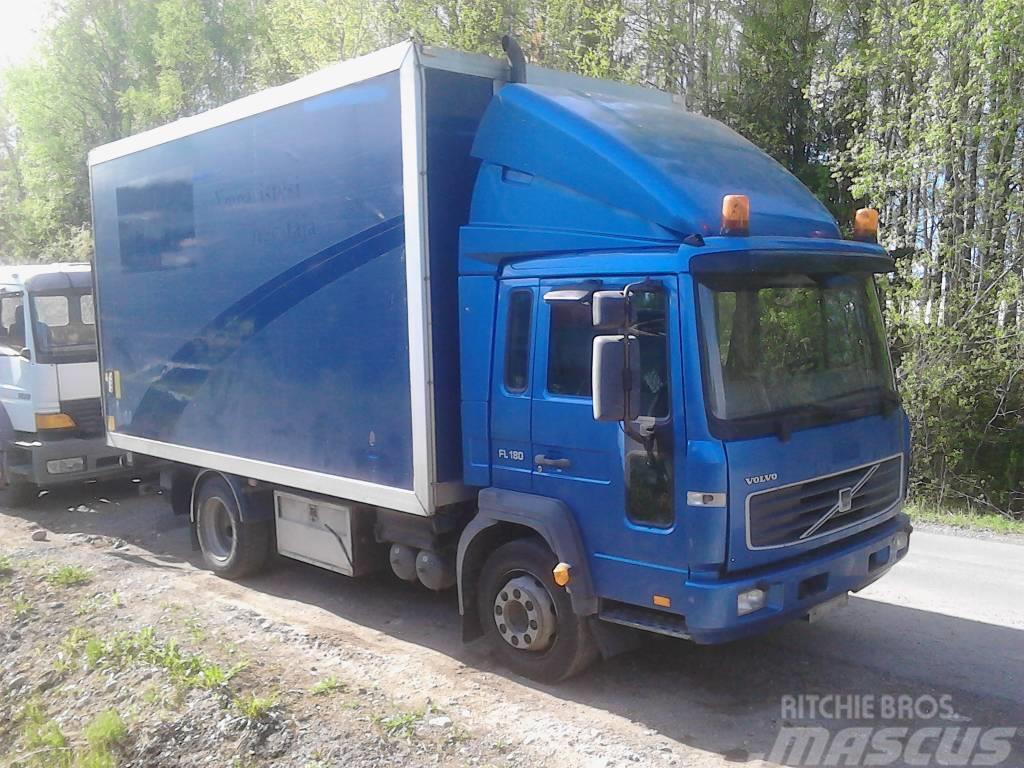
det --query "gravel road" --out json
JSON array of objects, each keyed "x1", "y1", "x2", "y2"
[{"x1": 2, "y1": 480, "x2": 1020, "y2": 767}]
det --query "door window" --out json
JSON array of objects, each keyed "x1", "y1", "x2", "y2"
[
  {"x1": 625, "y1": 288, "x2": 673, "y2": 527},
  {"x1": 547, "y1": 302, "x2": 597, "y2": 397},
  {"x1": 0, "y1": 294, "x2": 25, "y2": 350}
]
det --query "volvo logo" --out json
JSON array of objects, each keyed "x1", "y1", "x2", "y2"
[
  {"x1": 800, "y1": 465, "x2": 880, "y2": 540},
  {"x1": 745, "y1": 473, "x2": 778, "y2": 486}
]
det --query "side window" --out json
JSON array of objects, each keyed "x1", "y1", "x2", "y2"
[
  {"x1": 0, "y1": 295, "x2": 25, "y2": 349},
  {"x1": 547, "y1": 302, "x2": 597, "y2": 397},
  {"x1": 503, "y1": 290, "x2": 532, "y2": 393},
  {"x1": 34, "y1": 296, "x2": 70, "y2": 327},
  {"x1": 81, "y1": 294, "x2": 95, "y2": 325}
]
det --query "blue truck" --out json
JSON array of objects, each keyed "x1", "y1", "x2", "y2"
[{"x1": 88, "y1": 39, "x2": 912, "y2": 680}]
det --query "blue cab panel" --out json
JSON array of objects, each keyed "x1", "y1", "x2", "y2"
[{"x1": 462, "y1": 83, "x2": 839, "y2": 275}]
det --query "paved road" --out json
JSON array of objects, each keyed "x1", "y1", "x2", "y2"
[{"x1": 4, "y1": 481, "x2": 1022, "y2": 766}]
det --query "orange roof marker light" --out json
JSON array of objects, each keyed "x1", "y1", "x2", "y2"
[
  {"x1": 853, "y1": 207, "x2": 879, "y2": 243},
  {"x1": 721, "y1": 194, "x2": 750, "y2": 236}
]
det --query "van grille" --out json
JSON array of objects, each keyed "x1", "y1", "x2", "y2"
[
  {"x1": 746, "y1": 455, "x2": 903, "y2": 549},
  {"x1": 61, "y1": 398, "x2": 104, "y2": 437}
]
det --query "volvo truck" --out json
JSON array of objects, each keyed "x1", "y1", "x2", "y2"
[
  {"x1": 88, "y1": 40, "x2": 912, "y2": 680},
  {"x1": 0, "y1": 263, "x2": 127, "y2": 504}
]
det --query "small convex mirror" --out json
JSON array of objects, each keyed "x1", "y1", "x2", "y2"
[{"x1": 592, "y1": 290, "x2": 628, "y2": 330}]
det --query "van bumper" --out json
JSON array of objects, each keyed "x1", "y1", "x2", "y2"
[
  {"x1": 682, "y1": 513, "x2": 912, "y2": 644},
  {"x1": 6, "y1": 436, "x2": 128, "y2": 486}
]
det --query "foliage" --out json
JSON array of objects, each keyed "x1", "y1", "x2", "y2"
[
  {"x1": 45, "y1": 565, "x2": 92, "y2": 588},
  {"x1": 0, "y1": 0, "x2": 1021, "y2": 517}
]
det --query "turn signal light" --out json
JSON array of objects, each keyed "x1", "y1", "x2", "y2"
[
  {"x1": 721, "y1": 194, "x2": 750, "y2": 236},
  {"x1": 853, "y1": 208, "x2": 879, "y2": 242},
  {"x1": 36, "y1": 413, "x2": 76, "y2": 430},
  {"x1": 553, "y1": 562, "x2": 572, "y2": 587}
]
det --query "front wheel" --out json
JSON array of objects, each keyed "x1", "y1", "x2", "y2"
[
  {"x1": 194, "y1": 476, "x2": 271, "y2": 579},
  {"x1": 477, "y1": 538, "x2": 598, "y2": 682}
]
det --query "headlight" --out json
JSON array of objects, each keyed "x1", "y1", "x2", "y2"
[
  {"x1": 737, "y1": 587, "x2": 767, "y2": 616},
  {"x1": 47, "y1": 457, "x2": 85, "y2": 474}
]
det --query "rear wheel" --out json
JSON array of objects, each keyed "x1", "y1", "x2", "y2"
[
  {"x1": 477, "y1": 538, "x2": 598, "y2": 682},
  {"x1": 194, "y1": 475, "x2": 271, "y2": 579}
]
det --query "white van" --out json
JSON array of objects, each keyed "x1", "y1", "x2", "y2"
[{"x1": 0, "y1": 263, "x2": 126, "y2": 504}]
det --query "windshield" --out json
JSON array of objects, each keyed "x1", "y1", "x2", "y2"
[
  {"x1": 697, "y1": 272, "x2": 895, "y2": 436},
  {"x1": 29, "y1": 290, "x2": 97, "y2": 363}
]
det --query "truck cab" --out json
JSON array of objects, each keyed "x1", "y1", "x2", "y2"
[
  {"x1": 0, "y1": 264, "x2": 126, "y2": 504},
  {"x1": 456, "y1": 82, "x2": 912, "y2": 668}
]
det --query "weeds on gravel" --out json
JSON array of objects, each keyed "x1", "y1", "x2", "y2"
[
  {"x1": 14, "y1": 594, "x2": 33, "y2": 618},
  {"x1": 13, "y1": 701, "x2": 127, "y2": 768},
  {"x1": 58, "y1": 626, "x2": 247, "y2": 690},
  {"x1": 233, "y1": 692, "x2": 279, "y2": 721},
  {"x1": 376, "y1": 709, "x2": 422, "y2": 738},
  {"x1": 16, "y1": 699, "x2": 70, "y2": 768},
  {"x1": 45, "y1": 565, "x2": 92, "y2": 588},
  {"x1": 0, "y1": 554, "x2": 13, "y2": 578},
  {"x1": 80, "y1": 709, "x2": 127, "y2": 768},
  {"x1": 309, "y1": 676, "x2": 345, "y2": 696}
]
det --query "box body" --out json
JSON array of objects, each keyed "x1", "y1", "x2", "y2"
[{"x1": 89, "y1": 44, "x2": 493, "y2": 516}]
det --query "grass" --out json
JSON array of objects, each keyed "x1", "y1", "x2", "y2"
[
  {"x1": 58, "y1": 626, "x2": 247, "y2": 690},
  {"x1": 309, "y1": 676, "x2": 345, "y2": 696},
  {"x1": 0, "y1": 554, "x2": 13, "y2": 579},
  {"x1": 906, "y1": 501, "x2": 1024, "y2": 535},
  {"x1": 14, "y1": 595, "x2": 33, "y2": 619},
  {"x1": 15, "y1": 701, "x2": 126, "y2": 768},
  {"x1": 18, "y1": 700, "x2": 70, "y2": 768},
  {"x1": 376, "y1": 709, "x2": 422, "y2": 738},
  {"x1": 233, "y1": 692, "x2": 279, "y2": 721},
  {"x1": 80, "y1": 710, "x2": 127, "y2": 768},
  {"x1": 45, "y1": 565, "x2": 92, "y2": 588}
]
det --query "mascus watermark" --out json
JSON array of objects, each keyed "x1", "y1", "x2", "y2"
[{"x1": 761, "y1": 694, "x2": 1017, "y2": 766}]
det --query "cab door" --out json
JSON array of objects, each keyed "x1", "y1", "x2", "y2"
[
  {"x1": 0, "y1": 288, "x2": 34, "y2": 432},
  {"x1": 529, "y1": 277, "x2": 688, "y2": 606}
]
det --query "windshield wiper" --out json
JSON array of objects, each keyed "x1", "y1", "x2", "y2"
[{"x1": 771, "y1": 402, "x2": 844, "y2": 442}]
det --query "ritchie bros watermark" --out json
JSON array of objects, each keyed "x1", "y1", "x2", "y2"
[{"x1": 760, "y1": 694, "x2": 1018, "y2": 767}]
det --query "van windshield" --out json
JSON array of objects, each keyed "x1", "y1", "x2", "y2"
[
  {"x1": 697, "y1": 272, "x2": 896, "y2": 438},
  {"x1": 29, "y1": 290, "x2": 98, "y2": 363}
]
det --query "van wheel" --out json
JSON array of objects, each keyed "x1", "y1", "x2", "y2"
[
  {"x1": 194, "y1": 476, "x2": 271, "y2": 579},
  {"x1": 0, "y1": 480, "x2": 39, "y2": 508},
  {"x1": 477, "y1": 538, "x2": 598, "y2": 682}
]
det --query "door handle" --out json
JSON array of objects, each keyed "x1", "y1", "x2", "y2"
[{"x1": 535, "y1": 454, "x2": 571, "y2": 469}]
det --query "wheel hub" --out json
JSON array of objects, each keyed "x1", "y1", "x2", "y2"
[
  {"x1": 200, "y1": 496, "x2": 235, "y2": 562},
  {"x1": 492, "y1": 574, "x2": 557, "y2": 652}
]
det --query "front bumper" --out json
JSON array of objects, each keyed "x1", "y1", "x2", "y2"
[
  {"x1": 6, "y1": 436, "x2": 128, "y2": 486},
  {"x1": 682, "y1": 512, "x2": 912, "y2": 644}
]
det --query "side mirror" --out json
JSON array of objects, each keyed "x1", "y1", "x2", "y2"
[
  {"x1": 19, "y1": 348, "x2": 31, "y2": 361},
  {"x1": 592, "y1": 290, "x2": 629, "y2": 330},
  {"x1": 592, "y1": 335, "x2": 640, "y2": 422}
]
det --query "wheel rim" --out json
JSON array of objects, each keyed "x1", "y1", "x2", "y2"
[
  {"x1": 492, "y1": 573, "x2": 557, "y2": 652},
  {"x1": 199, "y1": 496, "x2": 235, "y2": 562}
]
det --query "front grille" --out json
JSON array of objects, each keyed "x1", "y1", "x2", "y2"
[
  {"x1": 746, "y1": 455, "x2": 903, "y2": 549},
  {"x1": 61, "y1": 398, "x2": 104, "y2": 437}
]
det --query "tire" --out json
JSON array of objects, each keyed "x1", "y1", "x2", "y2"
[
  {"x1": 0, "y1": 479, "x2": 39, "y2": 508},
  {"x1": 477, "y1": 538, "x2": 599, "y2": 682},
  {"x1": 194, "y1": 475, "x2": 271, "y2": 579}
]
